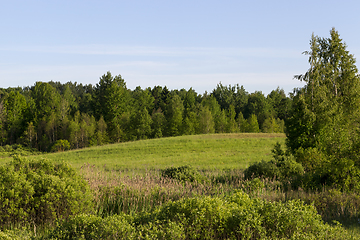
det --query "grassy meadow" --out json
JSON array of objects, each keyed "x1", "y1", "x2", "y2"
[{"x1": 25, "y1": 133, "x2": 286, "y2": 171}]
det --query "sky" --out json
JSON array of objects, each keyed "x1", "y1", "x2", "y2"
[{"x1": 1, "y1": 0, "x2": 360, "y2": 95}]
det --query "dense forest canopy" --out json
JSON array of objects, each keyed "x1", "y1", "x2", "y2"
[{"x1": 0, "y1": 73, "x2": 289, "y2": 152}]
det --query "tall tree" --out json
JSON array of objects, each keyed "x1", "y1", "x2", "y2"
[
  {"x1": 31, "y1": 82, "x2": 62, "y2": 150},
  {"x1": 94, "y1": 72, "x2": 130, "y2": 142},
  {"x1": 165, "y1": 94, "x2": 184, "y2": 136},
  {"x1": 244, "y1": 91, "x2": 270, "y2": 130},
  {"x1": 197, "y1": 105, "x2": 215, "y2": 134},
  {"x1": 287, "y1": 28, "x2": 360, "y2": 161},
  {"x1": 3, "y1": 91, "x2": 28, "y2": 144}
]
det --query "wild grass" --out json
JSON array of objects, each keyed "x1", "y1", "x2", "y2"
[{"x1": 80, "y1": 164, "x2": 360, "y2": 236}]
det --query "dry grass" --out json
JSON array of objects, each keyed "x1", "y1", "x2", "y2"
[{"x1": 80, "y1": 164, "x2": 360, "y2": 235}]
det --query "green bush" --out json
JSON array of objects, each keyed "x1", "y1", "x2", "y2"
[
  {"x1": 244, "y1": 143, "x2": 304, "y2": 189},
  {"x1": 244, "y1": 160, "x2": 280, "y2": 180},
  {"x1": 0, "y1": 144, "x2": 40, "y2": 157},
  {"x1": 161, "y1": 165, "x2": 207, "y2": 183},
  {"x1": 0, "y1": 231, "x2": 13, "y2": 240},
  {"x1": 50, "y1": 139, "x2": 71, "y2": 152},
  {"x1": 0, "y1": 156, "x2": 93, "y2": 226},
  {"x1": 45, "y1": 214, "x2": 135, "y2": 240},
  {"x1": 243, "y1": 178, "x2": 265, "y2": 193}
]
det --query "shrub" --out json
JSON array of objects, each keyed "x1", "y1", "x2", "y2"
[
  {"x1": 135, "y1": 191, "x2": 351, "y2": 239},
  {"x1": 161, "y1": 165, "x2": 207, "y2": 183},
  {"x1": 45, "y1": 214, "x2": 135, "y2": 240},
  {"x1": 0, "y1": 144, "x2": 40, "y2": 157},
  {"x1": 244, "y1": 143, "x2": 304, "y2": 189},
  {"x1": 0, "y1": 156, "x2": 93, "y2": 226},
  {"x1": 50, "y1": 139, "x2": 71, "y2": 152},
  {"x1": 243, "y1": 178, "x2": 265, "y2": 193},
  {"x1": 244, "y1": 160, "x2": 280, "y2": 180}
]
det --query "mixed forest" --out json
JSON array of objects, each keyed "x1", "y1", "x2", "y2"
[
  {"x1": 1, "y1": 28, "x2": 360, "y2": 239},
  {"x1": 0, "y1": 73, "x2": 289, "y2": 152}
]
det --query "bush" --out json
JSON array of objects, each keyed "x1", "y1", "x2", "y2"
[
  {"x1": 50, "y1": 139, "x2": 71, "y2": 152},
  {"x1": 134, "y1": 191, "x2": 351, "y2": 239},
  {"x1": 244, "y1": 143, "x2": 304, "y2": 189},
  {"x1": 161, "y1": 165, "x2": 207, "y2": 183},
  {"x1": 0, "y1": 156, "x2": 93, "y2": 226},
  {"x1": 45, "y1": 214, "x2": 135, "y2": 240},
  {"x1": 244, "y1": 160, "x2": 280, "y2": 180},
  {"x1": 243, "y1": 178, "x2": 265, "y2": 193},
  {"x1": 0, "y1": 144, "x2": 40, "y2": 157}
]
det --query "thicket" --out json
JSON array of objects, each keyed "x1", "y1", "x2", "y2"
[
  {"x1": 0, "y1": 75, "x2": 289, "y2": 152},
  {"x1": 0, "y1": 157, "x2": 93, "y2": 227},
  {"x1": 43, "y1": 191, "x2": 352, "y2": 240}
]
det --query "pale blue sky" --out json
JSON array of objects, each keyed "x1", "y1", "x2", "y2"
[{"x1": 1, "y1": 0, "x2": 359, "y2": 95}]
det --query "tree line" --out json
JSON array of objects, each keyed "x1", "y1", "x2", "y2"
[{"x1": 0, "y1": 74, "x2": 290, "y2": 151}]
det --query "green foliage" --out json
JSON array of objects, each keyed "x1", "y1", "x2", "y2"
[
  {"x1": 288, "y1": 28, "x2": 360, "y2": 158},
  {"x1": 94, "y1": 71, "x2": 130, "y2": 142},
  {"x1": 161, "y1": 165, "x2": 206, "y2": 183},
  {"x1": 196, "y1": 105, "x2": 214, "y2": 134},
  {"x1": 135, "y1": 192, "x2": 350, "y2": 239},
  {"x1": 262, "y1": 117, "x2": 284, "y2": 133},
  {"x1": 165, "y1": 94, "x2": 184, "y2": 136},
  {"x1": 45, "y1": 214, "x2": 135, "y2": 240},
  {"x1": 0, "y1": 230, "x2": 22, "y2": 240},
  {"x1": 244, "y1": 143, "x2": 304, "y2": 187},
  {"x1": 50, "y1": 139, "x2": 71, "y2": 152},
  {"x1": 46, "y1": 191, "x2": 352, "y2": 239},
  {"x1": 0, "y1": 156, "x2": 93, "y2": 226},
  {"x1": 246, "y1": 114, "x2": 260, "y2": 133},
  {"x1": 243, "y1": 178, "x2": 265, "y2": 193},
  {"x1": 3, "y1": 91, "x2": 28, "y2": 144},
  {"x1": 0, "y1": 144, "x2": 40, "y2": 157},
  {"x1": 0, "y1": 71, "x2": 291, "y2": 152},
  {"x1": 244, "y1": 160, "x2": 280, "y2": 180}
]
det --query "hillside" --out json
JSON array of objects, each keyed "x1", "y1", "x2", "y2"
[{"x1": 27, "y1": 133, "x2": 286, "y2": 170}]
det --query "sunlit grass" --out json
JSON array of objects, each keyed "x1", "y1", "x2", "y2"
[{"x1": 26, "y1": 133, "x2": 285, "y2": 170}]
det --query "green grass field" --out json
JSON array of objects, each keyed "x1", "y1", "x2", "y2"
[{"x1": 26, "y1": 133, "x2": 285, "y2": 171}]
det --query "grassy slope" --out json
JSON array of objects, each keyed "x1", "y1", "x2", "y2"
[{"x1": 26, "y1": 133, "x2": 285, "y2": 170}]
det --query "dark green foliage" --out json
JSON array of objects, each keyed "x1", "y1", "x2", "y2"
[
  {"x1": 244, "y1": 91, "x2": 271, "y2": 129},
  {"x1": 0, "y1": 156, "x2": 93, "y2": 226},
  {"x1": 93, "y1": 72, "x2": 130, "y2": 142},
  {"x1": 244, "y1": 143, "x2": 304, "y2": 187},
  {"x1": 244, "y1": 160, "x2": 280, "y2": 180},
  {"x1": 161, "y1": 165, "x2": 206, "y2": 183},
  {"x1": 3, "y1": 91, "x2": 28, "y2": 144},
  {"x1": 0, "y1": 71, "x2": 288, "y2": 152}
]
